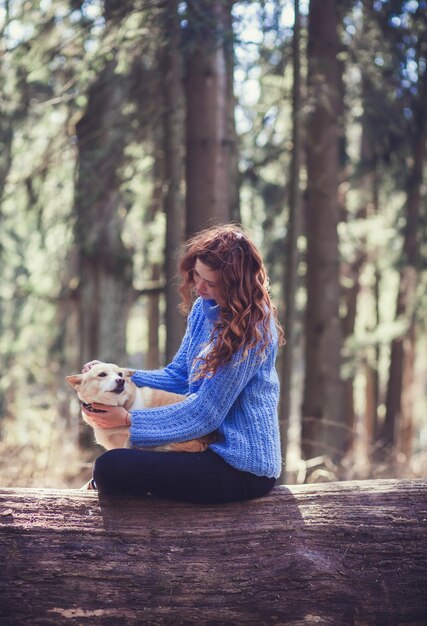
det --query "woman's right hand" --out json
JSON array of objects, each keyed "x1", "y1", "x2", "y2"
[{"x1": 82, "y1": 360, "x2": 102, "y2": 374}]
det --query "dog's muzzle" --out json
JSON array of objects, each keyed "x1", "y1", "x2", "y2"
[{"x1": 112, "y1": 379, "x2": 125, "y2": 394}]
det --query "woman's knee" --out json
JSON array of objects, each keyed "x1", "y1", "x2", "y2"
[{"x1": 93, "y1": 449, "x2": 124, "y2": 488}]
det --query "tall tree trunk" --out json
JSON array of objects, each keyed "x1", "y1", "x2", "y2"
[
  {"x1": 302, "y1": 0, "x2": 345, "y2": 461},
  {"x1": 73, "y1": 2, "x2": 136, "y2": 384},
  {"x1": 0, "y1": 6, "x2": 26, "y2": 425},
  {"x1": 280, "y1": 0, "x2": 303, "y2": 475},
  {"x1": 372, "y1": 263, "x2": 381, "y2": 441},
  {"x1": 224, "y1": 0, "x2": 240, "y2": 224},
  {"x1": 354, "y1": 0, "x2": 382, "y2": 459},
  {"x1": 185, "y1": 0, "x2": 234, "y2": 236},
  {"x1": 143, "y1": 147, "x2": 164, "y2": 370},
  {"x1": 361, "y1": 167, "x2": 382, "y2": 457},
  {"x1": 342, "y1": 67, "x2": 379, "y2": 467},
  {"x1": 71, "y1": 0, "x2": 136, "y2": 379},
  {"x1": 74, "y1": 60, "x2": 134, "y2": 371},
  {"x1": 0, "y1": 99, "x2": 13, "y2": 427},
  {"x1": 361, "y1": 156, "x2": 382, "y2": 452},
  {"x1": 383, "y1": 60, "x2": 427, "y2": 454},
  {"x1": 162, "y1": 1, "x2": 186, "y2": 363},
  {"x1": 146, "y1": 264, "x2": 161, "y2": 369}
]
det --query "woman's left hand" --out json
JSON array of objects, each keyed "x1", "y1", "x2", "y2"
[{"x1": 81, "y1": 403, "x2": 131, "y2": 428}]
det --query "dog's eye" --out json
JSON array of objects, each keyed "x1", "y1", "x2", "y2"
[
  {"x1": 98, "y1": 372, "x2": 107, "y2": 377},
  {"x1": 118, "y1": 372, "x2": 123, "y2": 377}
]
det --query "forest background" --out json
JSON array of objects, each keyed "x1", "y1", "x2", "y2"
[{"x1": 0, "y1": 0, "x2": 426, "y2": 489}]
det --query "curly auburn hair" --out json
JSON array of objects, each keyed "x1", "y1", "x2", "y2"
[{"x1": 178, "y1": 224, "x2": 285, "y2": 379}]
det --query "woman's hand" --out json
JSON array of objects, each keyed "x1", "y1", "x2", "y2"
[
  {"x1": 82, "y1": 360, "x2": 103, "y2": 373},
  {"x1": 81, "y1": 403, "x2": 131, "y2": 428}
]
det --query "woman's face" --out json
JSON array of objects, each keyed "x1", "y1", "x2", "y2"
[{"x1": 193, "y1": 258, "x2": 225, "y2": 306}]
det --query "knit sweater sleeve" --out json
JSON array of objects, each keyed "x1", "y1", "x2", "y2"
[
  {"x1": 129, "y1": 343, "x2": 267, "y2": 447},
  {"x1": 130, "y1": 314, "x2": 193, "y2": 395}
]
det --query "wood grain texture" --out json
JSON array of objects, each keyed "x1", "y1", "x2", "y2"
[{"x1": 0, "y1": 479, "x2": 426, "y2": 625}]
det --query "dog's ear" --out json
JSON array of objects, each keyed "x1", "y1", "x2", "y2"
[
  {"x1": 122, "y1": 368, "x2": 136, "y2": 378},
  {"x1": 66, "y1": 374, "x2": 83, "y2": 389}
]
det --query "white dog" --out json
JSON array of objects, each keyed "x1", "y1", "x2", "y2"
[{"x1": 66, "y1": 362, "x2": 214, "y2": 452}]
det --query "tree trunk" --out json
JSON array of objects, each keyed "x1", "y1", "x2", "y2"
[
  {"x1": 342, "y1": 63, "x2": 380, "y2": 467},
  {"x1": 280, "y1": 0, "x2": 303, "y2": 472},
  {"x1": 224, "y1": 0, "x2": 240, "y2": 224},
  {"x1": 1, "y1": 479, "x2": 426, "y2": 625},
  {"x1": 383, "y1": 60, "x2": 427, "y2": 453},
  {"x1": 185, "y1": 0, "x2": 233, "y2": 236},
  {"x1": 74, "y1": 60, "x2": 134, "y2": 369},
  {"x1": 143, "y1": 144, "x2": 164, "y2": 369},
  {"x1": 162, "y1": 1, "x2": 186, "y2": 363},
  {"x1": 359, "y1": 0, "x2": 382, "y2": 452},
  {"x1": 0, "y1": 12, "x2": 23, "y2": 425},
  {"x1": 146, "y1": 264, "x2": 161, "y2": 369},
  {"x1": 302, "y1": 0, "x2": 345, "y2": 460}
]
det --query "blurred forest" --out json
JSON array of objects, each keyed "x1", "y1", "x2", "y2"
[{"x1": 0, "y1": 0, "x2": 426, "y2": 488}]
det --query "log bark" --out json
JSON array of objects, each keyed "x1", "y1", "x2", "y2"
[{"x1": 0, "y1": 479, "x2": 426, "y2": 625}]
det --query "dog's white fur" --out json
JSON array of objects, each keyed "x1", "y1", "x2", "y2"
[{"x1": 66, "y1": 362, "x2": 213, "y2": 452}]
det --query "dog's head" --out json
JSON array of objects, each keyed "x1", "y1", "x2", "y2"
[{"x1": 66, "y1": 363, "x2": 136, "y2": 408}]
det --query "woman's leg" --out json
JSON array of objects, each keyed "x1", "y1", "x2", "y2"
[{"x1": 93, "y1": 448, "x2": 276, "y2": 504}]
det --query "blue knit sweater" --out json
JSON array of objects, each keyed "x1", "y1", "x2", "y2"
[{"x1": 129, "y1": 298, "x2": 282, "y2": 478}]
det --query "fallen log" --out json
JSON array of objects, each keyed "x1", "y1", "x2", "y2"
[{"x1": 0, "y1": 478, "x2": 426, "y2": 625}]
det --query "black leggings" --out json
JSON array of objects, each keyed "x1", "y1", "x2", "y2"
[{"x1": 92, "y1": 448, "x2": 276, "y2": 504}]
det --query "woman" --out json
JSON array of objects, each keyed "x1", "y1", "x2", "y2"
[{"x1": 82, "y1": 224, "x2": 285, "y2": 503}]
